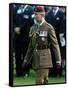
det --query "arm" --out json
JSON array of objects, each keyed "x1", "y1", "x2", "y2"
[
  {"x1": 48, "y1": 25, "x2": 61, "y2": 65},
  {"x1": 24, "y1": 26, "x2": 35, "y2": 64},
  {"x1": 24, "y1": 40, "x2": 33, "y2": 63}
]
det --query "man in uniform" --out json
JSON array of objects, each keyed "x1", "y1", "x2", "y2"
[{"x1": 23, "y1": 6, "x2": 61, "y2": 84}]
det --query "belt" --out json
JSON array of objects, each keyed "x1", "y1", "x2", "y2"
[{"x1": 37, "y1": 45, "x2": 50, "y2": 50}]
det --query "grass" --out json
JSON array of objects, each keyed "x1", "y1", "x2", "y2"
[
  {"x1": 13, "y1": 55, "x2": 66, "y2": 86},
  {"x1": 13, "y1": 69, "x2": 66, "y2": 86}
]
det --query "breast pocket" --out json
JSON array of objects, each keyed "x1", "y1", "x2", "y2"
[{"x1": 39, "y1": 30, "x2": 48, "y2": 37}]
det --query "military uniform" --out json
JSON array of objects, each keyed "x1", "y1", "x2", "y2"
[
  {"x1": 24, "y1": 20, "x2": 61, "y2": 84},
  {"x1": 24, "y1": 6, "x2": 61, "y2": 84}
]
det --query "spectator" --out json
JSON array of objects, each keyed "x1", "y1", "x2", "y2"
[
  {"x1": 46, "y1": 6, "x2": 65, "y2": 77},
  {"x1": 14, "y1": 5, "x2": 34, "y2": 77}
]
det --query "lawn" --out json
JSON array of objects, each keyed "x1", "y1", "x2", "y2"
[
  {"x1": 13, "y1": 55, "x2": 66, "y2": 86},
  {"x1": 13, "y1": 69, "x2": 66, "y2": 86}
]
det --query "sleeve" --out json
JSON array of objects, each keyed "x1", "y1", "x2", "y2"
[
  {"x1": 24, "y1": 27, "x2": 34, "y2": 63},
  {"x1": 48, "y1": 25, "x2": 61, "y2": 64}
]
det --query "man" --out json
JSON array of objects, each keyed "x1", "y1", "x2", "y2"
[
  {"x1": 59, "y1": 7, "x2": 66, "y2": 76},
  {"x1": 14, "y1": 5, "x2": 34, "y2": 77},
  {"x1": 46, "y1": 6, "x2": 64, "y2": 45},
  {"x1": 45, "y1": 7, "x2": 64, "y2": 76},
  {"x1": 24, "y1": 6, "x2": 61, "y2": 84}
]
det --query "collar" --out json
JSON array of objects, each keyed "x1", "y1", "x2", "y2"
[
  {"x1": 34, "y1": 17, "x2": 45, "y2": 27},
  {"x1": 53, "y1": 7, "x2": 59, "y2": 15}
]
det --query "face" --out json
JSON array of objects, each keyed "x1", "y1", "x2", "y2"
[{"x1": 34, "y1": 13, "x2": 43, "y2": 23}]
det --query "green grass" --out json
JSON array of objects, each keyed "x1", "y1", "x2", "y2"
[
  {"x1": 13, "y1": 70, "x2": 36, "y2": 86},
  {"x1": 13, "y1": 55, "x2": 66, "y2": 86},
  {"x1": 13, "y1": 69, "x2": 66, "y2": 86}
]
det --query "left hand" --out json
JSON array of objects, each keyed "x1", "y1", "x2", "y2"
[
  {"x1": 56, "y1": 61, "x2": 61, "y2": 69},
  {"x1": 14, "y1": 27, "x2": 21, "y2": 34}
]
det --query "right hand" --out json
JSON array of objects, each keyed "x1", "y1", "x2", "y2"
[{"x1": 14, "y1": 27, "x2": 20, "y2": 34}]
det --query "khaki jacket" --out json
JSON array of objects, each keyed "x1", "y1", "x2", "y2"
[{"x1": 24, "y1": 21, "x2": 61, "y2": 69}]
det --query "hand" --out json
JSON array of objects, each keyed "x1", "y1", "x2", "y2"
[
  {"x1": 56, "y1": 62, "x2": 61, "y2": 77},
  {"x1": 56, "y1": 63, "x2": 61, "y2": 69},
  {"x1": 14, "y1": 27, "x2": 20, "y2": 34}
]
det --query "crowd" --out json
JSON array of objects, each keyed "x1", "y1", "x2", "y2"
[{"x1": 12, "y1": 4, "x2": 66, "y2": 79}]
